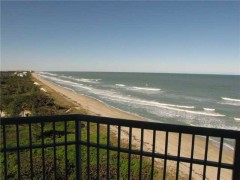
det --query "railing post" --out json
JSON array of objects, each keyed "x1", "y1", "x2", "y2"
[
  {"x1": 233, "y1": 138, "x2": 240, "y2": 180},
  {"x1": 75, "y1": 120, "x2": 82, "y2": 180}
]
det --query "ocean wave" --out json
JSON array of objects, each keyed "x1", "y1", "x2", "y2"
[
  {"x1": 39, "y1": 74, "x2": 93, "y2": 91},
  {"x1": 39, "y1": 73, "x2": 225, "y2": 117},
  {"x1": 234, "y1": 118, "x2": 240, "y2": 121},
  {"x1": 203, "y1": 108, "x2": 215, "y2": 111},
  {"x1": 74, "y1": 78, "x2": 101, "y2": 83},
  {"x1": 40, "y1": 75, "x2": 78, "y2": 85},
  {"x1": 103, "y1": 93, "x2": 225, "y2": 117},
  {"x1": 42, "y1": 72, "x2": 101, "y2": 84},
  {"x1": 221, "y1": 97, "x2": 240, "y2": 102},
  {"x1": 116, "y1": 84, "x2": 126, "y2": 87},
  {"x1": 39, "y1": 72, "x2": 58, "y2": 76},
  {"x1": 218, "y1": 102, "x2": 240, "y2": 106},
  {"x1": 56, "y1": 84, "x2": 75, "y2": 92},
  {"x1": 132, "y1": 86, "x2": 161, "y2": 91},
  {"x1": 71, "y1": 84, "x2": 92, "y2": 91}
]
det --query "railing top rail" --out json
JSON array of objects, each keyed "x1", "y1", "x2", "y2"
[{"x1": 1, "y1": 114, "x2": 240, "y2": 139}]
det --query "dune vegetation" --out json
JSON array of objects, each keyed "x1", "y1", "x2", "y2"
[{"x1": 0, "y1": 72, "x2": 173, "y2": 179}]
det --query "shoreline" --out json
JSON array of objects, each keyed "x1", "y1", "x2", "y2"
[
  {"x1": 32, "y1": 73, "x2": 143, "y2": 121},
  {"x1": 32, "y1": 72, "x2": 234, "y2": 180}
]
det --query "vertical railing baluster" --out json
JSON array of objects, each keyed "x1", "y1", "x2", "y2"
[
  {"x1": 117, "y1": 126, "x2": 121, "y2": 180},
  {"x1": 189, "y1": 134, "x2": 195, "y2": 180},
  {"x1": 128, "y1": 127, "x2": 132, "y2": 180},
  {"x1": 107, "y1": 124, "x2": 110, "y2": 180},
  {"x1": 233, "y1": 138, "x2": 240, "y2": 180},
  {"x1": 16, "y1": 124, "x2": 21, "y2": 179},
  {"x1": 163, "y1": 131, "x2": 169, "y2": 180},
  {"x1": 75, "y1": 120, "x2": 82, "y2": 180},
  {"x1": 151, "y1": 130, "x2": 156, "y2": 180},
  {"x1": 53, "y1": 121, "x2": 57, "y2": 179},
  {"x1": 203, "y1": 136, "x2": 209, "y2": 179},
  {"x1": 139, "y1": 128, "x2": 144, "y2": 180},
  {"x1": 97, "y1": 123, "x2": 100, "y2": 180},
  {"x1": 176, "y1": 133, "x2": 182, "y2": 180},
  {"x1": 87, "y1": 121, "x2": 90, "y2": 180},
  {"x1": 29, "y1": 123, "x2": 33, "y2": 179},
  {"x1": 217, "y1": 137, "x2": 223, "y2": 180},
  {"x1": 41, "y1": 121, "x2": 45, "y2": 180},
  {"x1": 2, "y1": 115, "x2": 240, "y2": 180},
  {"x1": 64, "y1": 120, "x2": 68, "y2": 179},
  {"x1": 3, "y1": 124, "x2": 7, "y2": 179}
]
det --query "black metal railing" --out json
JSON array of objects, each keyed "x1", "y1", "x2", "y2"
[{"x1": 1, "y1": 114, "x2": 240, "y2": 179}]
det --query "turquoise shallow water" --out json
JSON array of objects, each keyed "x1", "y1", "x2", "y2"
[
  {"x1": 39, "y1": 72, "x2": 240, "y2": 131},
  {"x1": 38, "y1": 72, "x2": 240, "y2": 149}
]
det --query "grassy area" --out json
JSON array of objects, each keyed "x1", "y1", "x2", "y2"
[
  {"x1": 0, "y1": 71, "x2": 69, "y2": 116},
  {"x1": 0, "y1": 72, "x2": 178, "y2": 179}
]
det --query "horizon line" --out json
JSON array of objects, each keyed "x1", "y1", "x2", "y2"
[{"x1": 1, "y1": 70, "x2": 240, "y2": 76}]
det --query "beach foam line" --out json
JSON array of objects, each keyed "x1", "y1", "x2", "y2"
[
  {"x1": 116, "y1": 84, "x2": 126, "y2": 87},
  {"x1": 39, "y1": 74, "x2": 93, "y2": 91},
  {"x1": 74, "y1": 78, "x2": 101, "y2": 83},
  {"x1": 39, "y1": 72, "x2": 58, "y2": 76},
  {"x1": 132, "y1": 86, "x2": 161, "y2": 91},
  {"x1": 39, "y1": 72, "x2": 224, "y2": 117},
  {"x1": 104, "y1": 94, "x2": 225, "y2": 117},
  {"x1": 39, "y1": 75, "x2": 79, "y2": 85},
  {"x1": 40, "y1": 72, "x2": 101, "y2": 84},
  {"x1": 203, "y1": 108, "x2": 215, "y2": 111},
  {"x1": 71, "y1": 84, "x2": 92, "y2": 91},
  {"x1": 56, "y1": 84, "x2": 75, "y2": 92},
  {"x1": 218, "y1": 102, "x2": 240, "y2": 106},
  {"x1": 60, "y1": 75, "x2": 101, "y2": 83},
  {"x1": 62, "y1": 86, "x2": 75, "y2": 92},
  {"x1": 221, "y1": 97, "x2": 240, "y2": 102},
  {"x1": 121, "y1": 98, "x2": 223, "y2": 116},
  {"x1": 234, "y1": 117, "x2": 240, "y2": 121}
]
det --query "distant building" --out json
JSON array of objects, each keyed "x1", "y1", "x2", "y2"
[
  {"x1": 20, "y1": 110, "x2": 31, "y2": 117},
  {"x1": 40, "y1": 88, "x2": 47, "y2": 92}
]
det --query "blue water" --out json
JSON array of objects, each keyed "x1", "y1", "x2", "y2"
[
  {"x1": 38, "y1": 72, "x2": 240, "y2": 130},
  {"x1": 38, "y1": 72, "x2": 240, "y2": 149}
]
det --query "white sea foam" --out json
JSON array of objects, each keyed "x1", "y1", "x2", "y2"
[
  {"x1": 203, "y1": 108, "x2": 215, "y2": 112},
  {"x1": 75, "y1": 78, "x2": 101, "y2": 83},
  {"x1": 39, "y1": 74, "x2": 93, "y2": 91},
  {"x1": 221, "y1": 97, "x2": 240, "y2": 102},
  {"x1": 42, "y1": 72, "x2": 101, "y2": 84},
  {"x1": 102, "y1": 93, "x2": 225, "y2": 117},
  {"x1": 39, "y1": 72, "x2": 58, "y2": 76},
  {"x1": 62, "y1": 86, "x2": 75, "y2": 92},
  {"x1": 234, "y1": 118, "x2": 240, "y2": 121},
  {"x1": 132, "y1": 86, "x2": 161, "y2": 91},
  {"x1": 57, "y1": 84, "x2": 75, "y2": 92},
  {"x1": 39, "y1": 73, "x2": 225, "y2": 117},
  {"x1": 71, "y1": 84, "x2": 92, "y2": 91},
  {"x1": 209, "y1": 137, "x2": 234, "y2": 151},
  {"x1": 219, "y1": 102, "x2": 240, "y2": 106},
  {"x1": 116, "y1": 84, "x2": 126, "y2": 87}
]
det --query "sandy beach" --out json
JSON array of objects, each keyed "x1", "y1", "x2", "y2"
[{"x1": 32, "y1": 72, "x2": 234, "y2": 180}]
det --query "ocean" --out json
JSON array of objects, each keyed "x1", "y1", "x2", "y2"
[{"x1": 38, "y1": 72, "x2": 240, "y2": 149}]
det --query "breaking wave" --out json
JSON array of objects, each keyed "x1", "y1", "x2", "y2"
[
  {"x1": 221, "y1": 97, "x2": 240, "y2": 102},
  {"x1": 234, "y1": 118, "x2": 240, "y2": 121},
  {"x1": 203, "y1": 108, "x2": 215, "y2": 112},
  {"x1": 132, "y1": 86, "x2": 161, "y2": 91},
  {"x1": 116, "y1": 84, "x2": 126, "y2": 87}
]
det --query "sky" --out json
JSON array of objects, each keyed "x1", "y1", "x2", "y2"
[{"x1": 1, "y1": 1, "x2": 240, "y2": 74}]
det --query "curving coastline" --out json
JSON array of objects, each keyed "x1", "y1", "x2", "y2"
[{"x1": 32, "y1": 72, "x2": 234, "y2": 180}]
